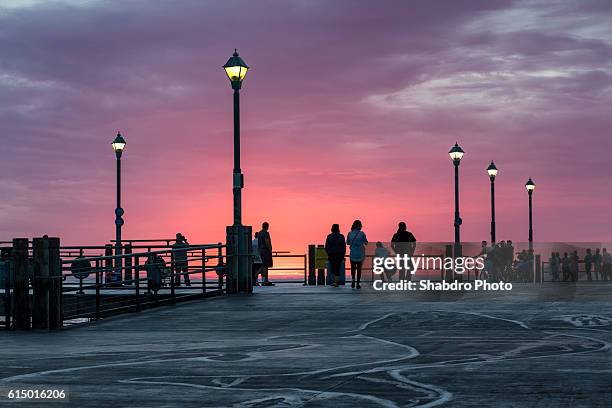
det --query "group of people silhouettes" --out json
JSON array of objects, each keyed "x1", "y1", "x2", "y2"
[
  {"x1": 140, "y1": 226, "x2": 611, "y2": 291},
  {"x1": 549, "y1": 248, "x2": 612, "y2": 282},
  {"x1": 478, "y1": 240, "x2": 534, "y2": 282},
  {"x1": 324, "y1": 220, "x2": 416, "y2": 287},
  {"x1": 142, "y1": 225, "x2": 277, "y2": 294},
  {"x1": 144, "y1": 232, "x2": 191, "y2": 294}
]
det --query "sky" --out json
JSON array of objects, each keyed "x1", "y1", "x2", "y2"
[{"x1": 1, "y1": 0, "x2": 611, "y2": 253}]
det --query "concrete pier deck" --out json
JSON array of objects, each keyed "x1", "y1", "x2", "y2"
[{"x1": 1, "y1": 283, "x2": 611, "y2": 407}]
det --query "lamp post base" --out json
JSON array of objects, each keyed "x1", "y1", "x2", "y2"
[{"x1": 226, "y1": 225, "x2": 253, "y2": 294}]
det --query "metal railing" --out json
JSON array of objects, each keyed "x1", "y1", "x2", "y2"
[
  {"x1": 259, "y1": 252, "x2": 479, "y2": 285},
  {"x1": 1, "y1": 240, "x2": 227, "y2": 329},
  {"x1": 265, "y1": 252, "x2": 308, "y2": 284},
  {"x1": 60, "y1": 243, "x2": 227, "y2": 322},
  {"x1": 541, "y1": 260, "x2": 612, "y2": 283},
  {"x1": 247, "y1": 251, "x2": 479, "y2": 285}
]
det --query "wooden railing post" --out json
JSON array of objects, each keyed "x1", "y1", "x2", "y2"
[
  {"x1": 217, "y1": 243, "x2": 223, "y2": 292},
  {"x1": 134, "y1": 255, "x2": 140, "y2": 312},
  {"x1": 124, "y1": 244, "x2": 133, "y2": 283},
  {"x1": 104, "y1": 244, "x2": 113, "y2": 285},
  {"x1": 202, "y1": 249, "x2": 206, "y2": 295},
  {"x1": 170, "y1": 250, "x2": 176, "y2": 303},
  {"x1": 317, "y1": 244, "x2": 325, "y2": 286},
  {"x1": 48, "y1": 237, "x2": 62, "y2": 329},
  {"x1": 303, "y1": 254, "x2": 307, "y2": 286},
  {"x1": 12, "y1": 238, "x2": 30, "y2": 330},
  {"x1": 95, "y1": 260, "x2": 101, "y2": 320},
  {"x1": 32, "y1": 236, "x2": 50, "y2": 329},
  {"x1": 2, "y1": 247, "x2": 12, "y2": 330},
  {"x1": 308, "y1": 245, "x2": 316, "y2": 286}
]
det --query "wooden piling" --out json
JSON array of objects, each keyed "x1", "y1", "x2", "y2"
[
  {"x1": 48, "y1": 237, "x2": 62, "y2": 329},
  {"x1": 2, "y1": 247, "x2": 12, "y2": 330},
  {"x1": 12, "y1": 238, "x2": 30, "y2": 330},
  {"x1": 316, "y1": 244, "x2": 325, "y2": 285},
  {"x1": 32, "y1": 236, "x2": 50, "y2": 329},
  {"x1": 308, "y1": 245, "x2": 316, "y2": 286}
]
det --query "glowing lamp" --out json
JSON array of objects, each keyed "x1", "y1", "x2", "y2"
[
  {"x1": 449, "y1": 142, "x2": 464, "y2": 163},
  {"x1": 487, "y1": 161, "x2": 498, "y2": 179},
  {"x1": 112, "y1": 132, "x2": 126, "y2": 157},
  {"x1": 525, "y1": 178, "x2": 536, "y2": 193},
  {"x1": 223, "y1": 49, "x2": 249, "y2": 88}
]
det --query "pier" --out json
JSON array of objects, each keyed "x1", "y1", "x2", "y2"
[{"x1": 1, "y1": 284, "x2": 611, "y2": 406}]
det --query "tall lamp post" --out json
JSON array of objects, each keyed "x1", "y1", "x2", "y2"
[
  {"x1": 525, "y1": 178, "x2": 535, "y2": 252},
  {"x1": 223, "y1": 49, "x2": 252, "y2": 293},
  {"x1": 223, "y1": 49, "x2": 249, "y2": 225},
  {"x1": 487, "y1": 161, "x2": 498, "y2": 244},
  {"x1": 449, "y1": 143, "x2": 464, "y2": 258},
  {"x1": 112, "y1": 132, "x2": 126, "y2": 282}
]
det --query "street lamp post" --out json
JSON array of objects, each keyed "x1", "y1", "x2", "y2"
[
  {"x1": 525, "y1": 178, "x2": 535, "y2": 252},
  {"x1": 223, "y1": 49, "x2": 249, "y2": 225},
  {"x1": 223, "y1": 49, "x2": 252, "y2": 293},
  {"x1": 111, "y1": 132, "x2": 126, "y2": 283},
  {"x1": 449, "y1": 143, "x2": 464, "y2": 259},
  {"x1": 487, "y1": 161, "x2": 498, "y2": 244}
]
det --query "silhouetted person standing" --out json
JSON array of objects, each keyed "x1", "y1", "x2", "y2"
[
  {"x1": 145, "y1": 253, "x2": 165, "y2": 295},
  {"x1": 258, "y1": 222, "x2": 275, "y2": 286},
  {"x1": 375, "y1": 242, "x2": 393, "y2": 282},
  {"x1": 593, "y1": 248, "x2": 602, "y2": 281},
  {"x1": 252, "y1": 231, "x2": 262, "y2": 286},
  {"x1": 347, "y1": 220, "x2": 368, "y2": 289},
  {"x1": 584, "y1": 248, "x2": 593, "y2": 282},
  {"x1": 505, "y1": 241, "x2": 515, "y2": 279},
  {"x1": 561, "y1": 252, "x2": 571, "y2": 282},
  {"x1": 549, "y1": 252, "x2": 560, "y2": 282},
  {"x1": 497, "y1": 241, "x2": 507, "y2": 279},
  {"x1": 325, "y1": 224, "x2": 346, "y2": 287},
  {"x1": 391, "y1": 222, "x2": 417, "y2": 281},
  {"x1": 172, "y1": 233, "x2": 191, "y2": 286},
  {"x1": 478, "y1": 241, "x2": 494, "y2": 280},
  {"x1": 603, "y1": 248, "x2": 611, "y2": 281},
  {"x1": 570, "y1": 250, "x2": 579, "y2": 282}
]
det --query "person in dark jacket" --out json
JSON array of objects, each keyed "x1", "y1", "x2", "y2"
[
  {"x1": 549, "y1": 252, "x2": 560, "y2": 282},
  {"x1": 144, "y1": 253, "x2": 165, "y2": 295},
  {"x1": 561, "y1": 252, "x2": 571, "y2": 282},
  {"x1": 172, "y1": 233, "x2": 191, "y2": 286},
  {"x1": 602, "y1": 248, "x2": 611, "y2": 281},
  {"x1": 391, "y1": 222, "x2": 417, "y2": 281},
  {"x1": 258, "y1": 222, "x2": 275, "y2": 286},
  {"x1": 593, "y1": 248, "x2": 602, "y2": 280},
  {"x1": 325, "y1": 224, "x2": 346, "y2": 287},
  {"x1": 584, "y1": 248, "x2": 593, "y2": 282},
  {"x1": 570, "y1": 250, "x2": 580, "y2": 282}
]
